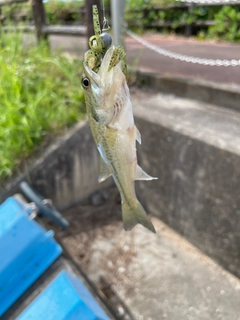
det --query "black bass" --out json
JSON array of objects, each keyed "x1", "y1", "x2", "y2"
[{"x1": 82, "y1": 45, "x2": 157, "y2": 233}]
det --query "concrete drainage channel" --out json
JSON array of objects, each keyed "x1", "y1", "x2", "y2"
[{"x1": 1, "y1": 71, "x2": 240, "y2": 319}]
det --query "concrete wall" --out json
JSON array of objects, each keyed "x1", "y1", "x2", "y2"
[
  {"x1": 0, "y1": 121, "x2": 110, "y2": 210},
  {"x1": 131, "y1": 69, "x2": 240, "y2": 113},
  {"x1": 136, "y1": 118, "x2": 240, "y2": 276},
  {"x1": 132, "y1": 91, "x2": 240, "y2": 279}
]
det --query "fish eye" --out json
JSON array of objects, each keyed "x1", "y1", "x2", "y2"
[{"x1": 82, "y1": 77, "x2": 90, "y2": 89}]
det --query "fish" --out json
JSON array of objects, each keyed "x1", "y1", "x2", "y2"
[{"x1": 82, "y1": 45, "x2": 157, "y2": 233}]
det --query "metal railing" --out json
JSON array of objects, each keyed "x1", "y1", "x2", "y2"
[
  {"x1": 0, "y1": 0, "x2": 101, "y2": 41},
  {"x1": 126, "y1": 29, "x2": 240, "y2": 67}
]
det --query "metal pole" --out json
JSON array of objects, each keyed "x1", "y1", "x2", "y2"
[{"x1": 111, "y1": 0, "x2": 125, "y2": 46}]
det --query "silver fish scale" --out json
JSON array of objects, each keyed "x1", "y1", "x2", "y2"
[{"x1": 126, "y1": 30, "x2": 240, "y2": 67}]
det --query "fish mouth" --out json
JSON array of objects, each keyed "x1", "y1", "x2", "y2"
[
  {"x1": 83, "y1": 46, "x2": 116, "y2": 86},
  {"x1": 83, "y1": 46, "x2": 124, "y2": 94},
  {"x1": 83, "y1": 61, "x2": 100, "y2": 86}
]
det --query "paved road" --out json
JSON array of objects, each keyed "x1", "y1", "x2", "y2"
[
  {"x1": 125, "y1": 34, "x2": 240, "y2": 85},
  {"x1": 49, "y1": 34, "x2": 240, "y2": 85}
]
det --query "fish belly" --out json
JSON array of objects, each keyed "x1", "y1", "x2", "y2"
[
  {"x1": 104, "y1": 129, "x2": 156, "y2": 233},
  {"x1": 87, "y1": 105, "x2": 156, "y2": 233}
]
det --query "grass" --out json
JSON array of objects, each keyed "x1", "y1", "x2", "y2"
[{"x1": 0, "y1": 31, "x2": 85, "y2": 179}]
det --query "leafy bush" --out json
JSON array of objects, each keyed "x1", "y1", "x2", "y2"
[
  {"x1": 1, "y1": 0, "x2": 84, "y2": 25},
  {"x1": 45, "y1": 0, "x2": 84, "y2": 25},
  {"x1": 0, "y1": 31, "x2": 85, "y2": 179},
  {"x1": 2, "y1": 3, "x2": 32, "y2": 23},
  {"x1": 126, "y1": 0, "x2": 175, "y2": 8},
  {"x1": 125, "y1": 2, "x2": 240, "y2": 42},
  {"x1": 207, "y1": 6, "x2": 240, "y2": 41}
]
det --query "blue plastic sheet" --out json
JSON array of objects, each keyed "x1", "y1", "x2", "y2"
[
  {"x1": 0, "y1": 197, "x2": 62, "y2": 316},
  {"x1": 17, "y1": 270, "x2": 110, "y2": 320}
]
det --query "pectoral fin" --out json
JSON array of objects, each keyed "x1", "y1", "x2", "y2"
[
  {"x1": 135, "y1": 126, "x2": 141, "y2": 144},
  {"x1": 135, "y1": 165, "x2": 157, "y2": 181},
  {"x1": 98, "y1": 157, "x2": 112, "y2": 183}
]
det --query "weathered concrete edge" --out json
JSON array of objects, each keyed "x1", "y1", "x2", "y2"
[
  {"x1": 135, "y1": 113, "x2": 240, "y2": 280},
  {"x1": 129, "y1": 68, "x2": 240, "y2": 112},
  {"x1": 0, "y1": 121, "x2": 111, "y2": 211}
]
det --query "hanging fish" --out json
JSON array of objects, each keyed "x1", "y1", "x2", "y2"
[{"x1": 82, "y1": 5, "x2": 157, "y2": 233}]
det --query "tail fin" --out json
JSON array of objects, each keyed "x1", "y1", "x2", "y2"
[{"x1": 122, "y1": 201, "x2": 156, "y2": 233}]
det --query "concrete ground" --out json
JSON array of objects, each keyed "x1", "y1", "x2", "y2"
[
  {"x1": 44, "y1": 185, "x2": 240, "y2": 320},
  {"x1": 48, "y1": 33, "x2": 240, "y2": 85}
]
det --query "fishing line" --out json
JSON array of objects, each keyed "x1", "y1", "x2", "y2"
[{"x1": 102, "y1": 0, "x2": 110, "y2": 31}]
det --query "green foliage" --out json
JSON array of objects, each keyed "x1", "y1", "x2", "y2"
[
  {"x1": 126, "y1": 0, "x2": 151, "y2": 9},
  {"x1": 2, "y1": 3, "x2": 32, "y2": 23},
  {"x1": 207, "y1": 6, "x2": 240, "y2": 41},
  {"x1": 2, "y1": 0, "x2": 240, "y2": 42},
  {"x1": 126, "y1": 3, "x2": 216, "y2": 27},
  {"x1": 0, "y1": 31, "x2": 85, "y2": 179},
  {"x1": 2, "y1": 0, "x2": 84, "y2": 25},
  {"x1": 126, "y1": 0, "x2": 175, "y2": 8},
  {"x1": 45, "y1": 0, "x2": 84, "y2": 25},
  {"x1": 125, "y1": 2, "x2": 240, "y2": 43}
]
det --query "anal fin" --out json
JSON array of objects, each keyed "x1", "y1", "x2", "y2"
[
  {"x1": 98, "y1": 157, "x2": 112, "y2": 183},
  {"x1": 135, "y1": 165, "x2": 157, "y2": 181}
]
